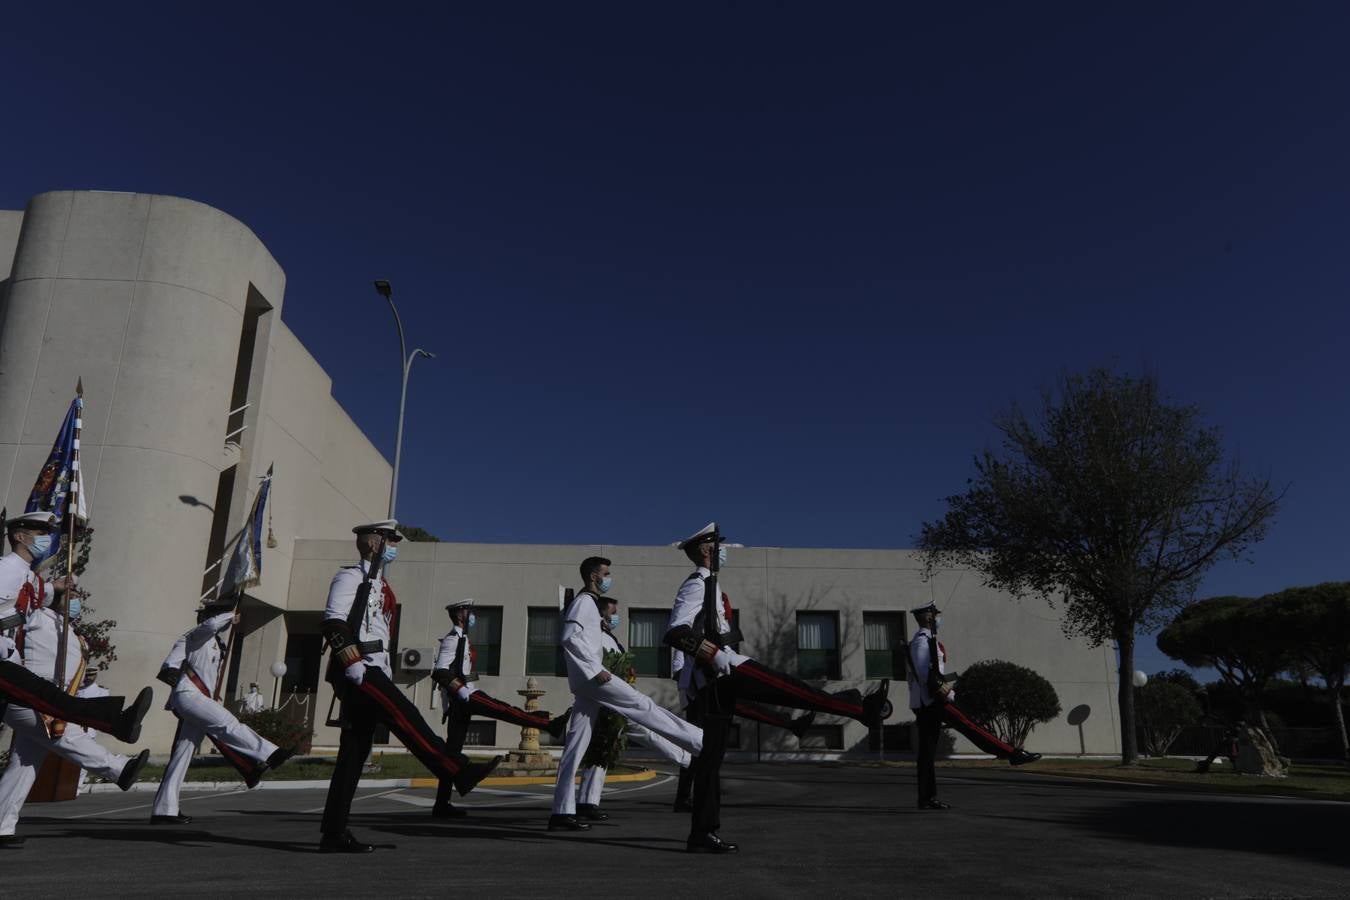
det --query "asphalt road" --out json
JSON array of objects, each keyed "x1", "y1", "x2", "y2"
[{"x1": 4, "y1": 763, "x2": 1345, "y2": 898}]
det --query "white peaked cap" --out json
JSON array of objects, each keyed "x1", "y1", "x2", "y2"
[
  {"x1": 6, "y1": 511, "x2": 58, "y2": 531},
  {"x1": 352, "y1": 519, "x2": 405, "y2": 541}
]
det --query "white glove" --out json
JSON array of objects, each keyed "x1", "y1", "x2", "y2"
[
  {"x1": 344, "y1": 661, "x2": 366, "y2": 685},
  {"x1": 455, "y1": 683, "x2": 476, "y2": 702},
  {"x1": 711, "y1": 647, "x2": 735, "y2": 677}
]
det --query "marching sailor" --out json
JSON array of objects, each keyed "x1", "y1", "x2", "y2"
[
  {"x1": 0, "y1": 513, "x2": 151, "y2": 745},
  {"x1": 150, "y1": 602, "x2": 296, "y2": 824},
  {"x1": 576, "y1": 595, "x2": 692, "y2": 821},
  {"x1": 431, "y1": 598, "x2": 571, "y2": 817},
  {"x1": 319, "y1": 520, "x2": 500, "y2": 853},
  {"x1": 549, "y1": 557, "x2": 702, "y2": 832},
  {"x1": 908, "y1": 601, "x2": 1040, "y2": 810},
  {"x1": 664, "y1": 522, "x2": 890, "y2": 853},
  {"x1": 0, "y1": 519, "x2": 150, "y2": 846}
]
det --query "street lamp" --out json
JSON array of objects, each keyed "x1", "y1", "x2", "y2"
[{"x1": 373, "y1": 280, "x2": 435, "y2": 518}]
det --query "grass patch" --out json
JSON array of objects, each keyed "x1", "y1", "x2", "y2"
[{"x1": 854, "y1": 756, "x2": 1350, "y2": 800}]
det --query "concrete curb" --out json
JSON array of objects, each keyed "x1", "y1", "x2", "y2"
[{"x1": 86, "y1": 767, "x2": 658, "y2": 794}]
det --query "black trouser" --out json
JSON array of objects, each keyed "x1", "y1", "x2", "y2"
[
  {"x1": 730, "y1": 660, "x2": 866, "y2": 721},
  {"x1": 734, "y1": 701, "x2": 795, "y2": 731},
  {"x1": 321, "y1": 666, "x2": 467, "y2": 834},
  {"x1": 674, "y1": 701, "x2": 702, "y2": 805},
  {"x1": 915, "y1": 703, "x2": 942, "y2": 804},
  {"x1": 689, "y1": 677, "x2": 736, "y2": 836},
  {"x1": 0, "y1": 658, "x2": 128, "y2": 734},
  {"x1": 433, "y1": 700, "x2": 472, "y2": 809}
]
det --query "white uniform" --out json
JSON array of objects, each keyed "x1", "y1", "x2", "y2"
[
  {"x1": 324, "y1": 561, "x2": 393, "y2": 677},
  {"x1": 577, "y1": 627, "x2": 690, "y2": 808},
  {"x1": 243, "y1": 688, "x2": 266, "y2": 713},
  {"x1": 551, "y1": 592, "x2": 702, "y2": 816},
  {"x1": 906, "y1": 627, "x2": 952, "y2": 709},
  {"x1": 0, "y1": 552, "x2": 54, "y2": 662},
  {"x1": 152, "y1": 613, "x2": 279, "y2": 816},
  {"x1": 0, "y1": 607, "x2": 130, "y2": 836},
  {"x1": 74, "y1": 681, "x2": 110, "y2": 790},
  {"x1": 434, "y1": 625, "x2": 476, "y2": 704},
  {"x1": 667, "y1": 567, "x2": 749, "y2": 702}
]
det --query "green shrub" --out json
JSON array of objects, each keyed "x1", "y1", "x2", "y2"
[
  {"x1": 238, "y1": 707, "x2": 311, "y2": 752},
  {"x1": 1136, "y1": 680, "x2": 1201, "y2": 756},
  {"x1": 956, "y1": 659, "x2": 1061, "y2": 747}
]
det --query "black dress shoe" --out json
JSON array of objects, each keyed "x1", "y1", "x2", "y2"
[
  {"x1": 918, "y1": 799, "x2": 952, "y2": 810},
  {"x1": 788, "y1": 711, "x2": 817, "y2": 739},
  {"x1": 686, "y1": 831, "x2": 738, "y2": 853},
  {"x1": 672, "y1": 799, "x2": 694, "y2": 813},
  {"x1": 547, "y1": 814, "x2": 591, "y2": 831},
  {"x1": 453, "y1": 755, "x2": 503, "y2": 796},
  {"x1": 0, "y1": 835, "x2": 25, "y2": 849},
  {"x1": 576, "y1": 803, "x2": 608, "y2": 821},
  {"x1": 267, "y1": 746, "x2": 298, "y2": 770},
  {"x1": 319, "y1": 829, "x2": 374, "y2": 853},
  {"x1": 862, "y1": 679, "x2": 892, "y2": 726},
  {"x1": 116, "y1": 687, "x2": 154, "y2": 743},
  {"x1": 546, "y1": 708, "x2": 572, "y2": 740},
  {"x1": 117, "y1": 749, "x2": 150, "y2": 791},
  {"x1": 150, "y1": 814, "x2": 193, "y2": 825},
  {"x1": 431, "y1": 804, "x2": 468, "y2": 818},
  {"x1": 1010, "y1": 750, "x2": 1042, "y2": 766}
]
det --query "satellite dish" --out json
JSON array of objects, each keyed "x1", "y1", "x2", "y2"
[{"x1": 1066, "y1": 704, "x2": 1091, "y2": 726}]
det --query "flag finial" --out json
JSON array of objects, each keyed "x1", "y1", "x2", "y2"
[{"x1": 76, "y1": 377, "x2": 83, "y2": 397}]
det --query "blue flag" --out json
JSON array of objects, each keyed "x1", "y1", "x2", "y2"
[
  {"x1": 25, "y1": 392, "x2": 87, "y2": 561},
  {"x1": 220, "y1": 465, "x2": 273, "y2": 597}
]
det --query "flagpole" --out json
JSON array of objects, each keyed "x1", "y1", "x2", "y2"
[{"x1": 54, "y1": 378, "x2": 83, "y2": 694}]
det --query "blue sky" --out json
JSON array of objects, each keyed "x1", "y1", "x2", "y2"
[{"x1": 4, "y1": 3, "x2": 1347, "y2": 675}]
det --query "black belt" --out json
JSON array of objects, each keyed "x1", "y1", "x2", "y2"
[{"x1": 357, "y1": 639, "x2": 384, "y2": 654}]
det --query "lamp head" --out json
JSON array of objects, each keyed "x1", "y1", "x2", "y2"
[{"x1": 373, "y1": 279, "x2": 392, "y2": 299}]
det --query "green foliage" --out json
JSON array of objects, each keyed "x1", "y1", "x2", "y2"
[
  {"x1": 582, "y1": 648, "x2": 637, "y2": 770},
  {"x1": 1136, "y1": 680, "x2": 1202, "y2": 756},
  {"x1": 47, "y1": 527, "x2": 119, "y2": 670},
  {"x1": 956, "y1": 659, "x2": 1061, "y2": 747},
  {"x1": 238, "y1": 707, "x2": 310, "y2": 751},
  {"x1": 399, "y1": 525, "x2": 441, "y2": 542},
  {"x1": 1153, "y1": 668, "x2": 1203, "y2": 696},
  {"x1": 1158, "y1": 595, "x2": 1293, "y2": 750},
  {"x1": 916, "y1": 369, "x2": 1280, "y2": 764}
]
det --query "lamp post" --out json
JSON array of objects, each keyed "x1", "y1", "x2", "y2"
[{"x1": 373, "y1": 280, "x2": 435, "y2": 518}]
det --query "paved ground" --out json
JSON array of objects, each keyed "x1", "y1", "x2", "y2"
[{"x1": 5, "y1": 763, "x2": 1346, "y2": 897}]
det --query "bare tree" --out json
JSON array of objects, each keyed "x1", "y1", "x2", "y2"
[{"x1": 918, "y1": 369, "x2": 1280, "y2": 764}]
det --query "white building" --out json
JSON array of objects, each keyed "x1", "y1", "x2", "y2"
[{"x1": 1, "y1": 191, "x2": 1121, "y2": 757}]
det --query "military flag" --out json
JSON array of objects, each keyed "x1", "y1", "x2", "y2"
[{"x1": 220, "y1": 464, "x2": 273, "y2": 597}]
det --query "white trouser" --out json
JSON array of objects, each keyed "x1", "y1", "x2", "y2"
[
  {"x1": 579, "y1": 721, "x2": 692, "y2": 806},
  {"x1": 552, "y1": 677, "x2": 702, "y2": 815},
  {"x1": 0, "y1": 705, "x2": 129, "y2": 835},
  {"x1": 152, "y1": 688, "x2": 278, "y2": 816}
]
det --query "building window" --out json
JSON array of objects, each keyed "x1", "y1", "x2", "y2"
[
  {"x1": 796, "y1": 612, "x2": 840, "y2": 680},
  {"x1": 799, "y1": 724, "x2": 844, "y2": 750},
  {"x1": 628, "y1": 609, "x2": 672, "y2": 678},
  {"x1": 863, "y1": 612, "x2": 907, "y2": 679},
  {"x1": 465, "y1": 721, "x2": 497, "y2": 747},
  {"x1": 467, "y1": 606, "x2": 503, "y2": 676},
  {"x1": 526, "y1": 607, "x2": 565, "y2": 676}
]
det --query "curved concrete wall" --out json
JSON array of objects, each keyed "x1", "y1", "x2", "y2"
[{"x1": 0, "y1": 191, "x2": 287, "y2": 751}]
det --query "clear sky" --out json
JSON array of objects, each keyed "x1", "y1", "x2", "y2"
[{"x1": 4, "y1": 4, "x2": 1347, "y2": 676}]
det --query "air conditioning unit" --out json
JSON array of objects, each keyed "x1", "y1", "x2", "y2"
[{"x1": 399, "y1": 647, "x2": 434, "y2": 671}]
